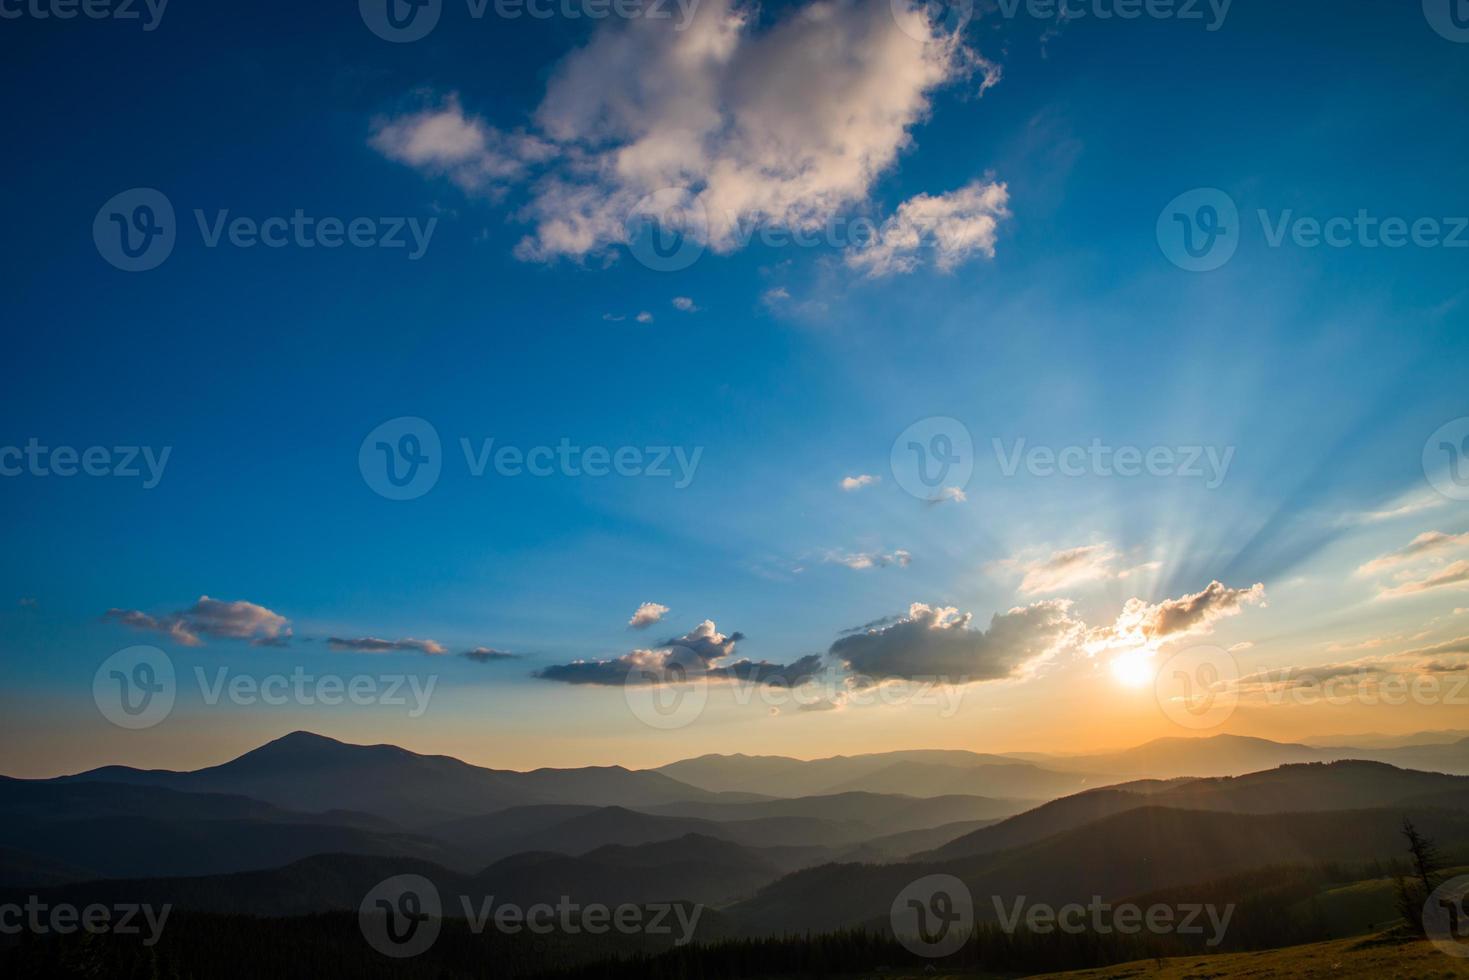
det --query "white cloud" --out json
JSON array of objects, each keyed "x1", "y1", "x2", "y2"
[
  {"x1": 994, "y1": 543, "x2": 1158, "y2": 596},
  {"x1": 1087, "y1": 580, "x2": 1267, "y2": 654},
  {"x1": 1358, "y1": 530, "x2": 1469, "y2": 576},
  {"x1": 636, "y1": 311, "x2": 654, "y2": 323},
  {"x1": 369, "y1": 93, "x2": 552, "y2": 194},
  {"x1": 672, "y1": 296, "x2": 700, "y2": 312},
  {"x1": 845, "y1": 179, "x2": 1010, "y2": 277},
  {"x1": 372, "y1": 0, "x2": 999, "y2": 270},
  {"x1": 928, "y1": 486, "x2": 968, "y2": 504},
  {"x1": 1380, "y1": 561, "x2": 1469, "y2": 598},
  {"x1": 840, "y1": 474, "x2": 879, "y2": 491},
  {"x1": 828, "y1": 549, "x2": 911, "y2": 570},
  {"x1": 628, "y1": 601, "x2": 670, "y2": 629}
]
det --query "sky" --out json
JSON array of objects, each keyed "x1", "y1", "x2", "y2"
[{"x1": 1, "y1": 0, "x2": 1468, "y2": 777}]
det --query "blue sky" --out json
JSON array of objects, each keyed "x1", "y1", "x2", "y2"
[{"x1": 2, "y1": 0, "x2": 1468, "y2": 775}]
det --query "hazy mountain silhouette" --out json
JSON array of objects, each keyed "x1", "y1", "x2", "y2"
[
  {"x1": 645, "y1": 790, "x2": 1024, "y2": 832},
  {"x1": 729, "y1": 803, "x2": 1469, "y2": 934},
  {"x1": 61, "y1": 731, "x2": 739, "y2": 826},
  {"x1": 919, "y1": 760, "x2": 1469, "y2": 861},
  {"x1": 656, "y1": 749, "x2": 1093, "y2": 799},
  {"x1": 427, "y1": 804, "x2": 845, "y2": 870}
]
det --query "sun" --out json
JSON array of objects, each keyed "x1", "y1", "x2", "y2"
[{"x1": 1109, "y1": 650, "x2": 1156, "y2": 689}]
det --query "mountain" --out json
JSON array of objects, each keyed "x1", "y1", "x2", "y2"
[
  {"x1": 0, "y1": 775, "x2": 457, "y2": 881},
  {"x1": 427, "y1": 804, "x2": 842, "y2": 869},
  {"x1": 655, "y1": 749, "x2": 1093, "y2": 799},
  {"x1": 471, "y1": 833, "x2": 784, "y2": 907},
  {"x1": 921, "y1": 760, "x2": 1469, "y2": 861},
  {"x1": 644, "y1": 790, "x2": 1025, "y2": 832},
  {"x1": 1042, "y1": 734, "x2": 1329, "y2": 778},
  {"x1": 1302, "y1": 729, "x2": 1469, "y2": 749},
  {"x1": 729, "y1": 804, "x2": 1469, "y2": 935},
  {"x1": 60, "y1": 731, "x2": 728, "y2": 826}
]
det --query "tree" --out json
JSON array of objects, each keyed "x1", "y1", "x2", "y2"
[{"x1": 1395, "y1": 818, "x2": 1444, "y2": 935}]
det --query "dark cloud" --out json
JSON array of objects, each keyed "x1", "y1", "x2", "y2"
[
  {"x1": 462, "y1": 647, "x2": 519, "y2": 663},
  {"x1": 829, "y1": 601, "x2": 1079, "y2": 683},
  {"x1": 104, "y1": 596, "x2": 292, "y2": 647},
  {"x1": 328, "y1": 636, "x2": 447, "y2": 655}
]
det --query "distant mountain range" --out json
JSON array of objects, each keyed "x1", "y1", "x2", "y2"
[{"x1": 3, "y1": 727, "x2": 1467, "y2": 950}]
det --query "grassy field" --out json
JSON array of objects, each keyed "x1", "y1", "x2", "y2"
[{"x1": 1030, "y1": 932, "x2": 1469, "y2": 979}]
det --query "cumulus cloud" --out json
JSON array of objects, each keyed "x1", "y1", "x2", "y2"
[
  {"x1": 1358, "y1": 531, "x2": 1469, "y2": 576},
  {"x1": 636, "y1": 311, "x2": 654, "y2": 323},
  {"x1": 672, "y1": 296, "x2": 700, "y2": 312},
  {"x1": 537, "y1": 618, "x2": 815, "y2": 686},
  {"x1": 104, "y1": 596, "x2": 292, "y2": 647},
  {"x1": 369, "y1": 93, "x2": 553, "y2": 194},
  {"x1": 327, "y1": 636, "x2": 447, "y2": 655},
  {"x1": 628, "y1": 601, "x2": 671, "y2": 629},
  {"x1": 827, "y1": 549, "x2": 911, "y2": 570},
  {"x1": 829, "y1": 600, "x2": 1080, "y2": 682},
  {"x1": 840, "y1": 474, "x2": 879, "y2": 491},
  {"x1": 1090, "y1": 580, "x2": 1266, "y2": 652},
  {"x1": 845, "y1": 179, "x2": 1010, "y2": 277},
  {"x1": 372, "y1": 0, "x2": 1000, "y2": 274}
]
